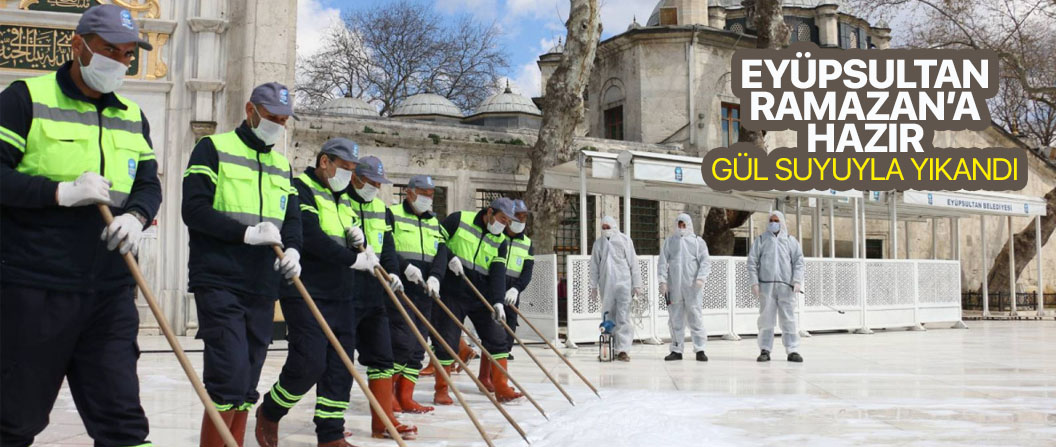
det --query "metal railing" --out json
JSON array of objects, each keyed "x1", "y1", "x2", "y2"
[{"x1": 962, "y1": 291, "x2": 1056, "y2": 312}]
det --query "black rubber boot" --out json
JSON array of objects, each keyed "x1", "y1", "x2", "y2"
[
  {"x1": 757, "y1": 350, "x2": 771, "y2": 362},
  {"x1": 664, "y1": 352, "x2": 682, "y2": 361},
  {"x1": 787, "y1": 352, "x2": 803, "y2": 363},
  {"x1": 695, "y1": 351, "x2": 708, "y2": 362}
]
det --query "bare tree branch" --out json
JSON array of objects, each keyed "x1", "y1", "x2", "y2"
[{"x1": 295, "y1": 1, "x2": 508, "y2": 115}]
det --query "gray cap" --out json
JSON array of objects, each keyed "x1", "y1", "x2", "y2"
[
  {"x1": 512, "y1": 199, "x2": 529, "y2": 215},
  {"x1": 250, "y1": 82, "x2": 295, "y2": 117},
  {"x1": 355, "y1": 156, "x2": 392, "y2": 184},
  {"x1": 407, "y1": 175, "x2": 435, "y2": 190},
  {"x1": 321, "y1": 138, "x2": 359, "y2": 162},
  {"x1": 76, "y1": 5, "x2": 153, "y2": 50},
  {"x1": 489, "y1": 197, "x2": 520, "y2": 222}
]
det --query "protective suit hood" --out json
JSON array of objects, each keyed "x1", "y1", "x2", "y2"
[
  {"x1": 768, "y1": 210, "x2": 789, "y2": 237},
  {"x1": 676, "y1": 213, "x2": 694, "y2": 237},
  {"x1": 601, "y1": 215, "x2": 619, "y2": 233}
]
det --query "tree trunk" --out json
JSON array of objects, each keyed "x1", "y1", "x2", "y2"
[
  {"x1": 702, "y1": 0, "x2": 789, "y2": 254},
  {"x1": 524, "y1": 0, "x2": 603, "y2": 254},
  {"x1": 983, "y1": 186, "x2": 1056, "y2": 294}
]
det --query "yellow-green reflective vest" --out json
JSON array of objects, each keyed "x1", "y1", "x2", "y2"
[
  {"x1": 446, "y1": 211, "x2": 506, "y2": 275},
  {"x1": 17, "y1": 72, "x2": 154, "y2": 208},
  {"x1": 352, "y1": 196, "x2": 391, "y2": 253},
  {"x1": 203, "y1": 131, "x2": 293, "y2": 229},
  {"x1": 390, "y1": 203, "x2": 442, "y2": 263},
  {"x1": 298, "y1": 173, "x2": 359, "y2": 247},
  {"x1": 506, "y1": 235, "x2": 533, "y2": 278}
]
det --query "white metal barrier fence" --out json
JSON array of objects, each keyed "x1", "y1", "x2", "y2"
[
  {"x1": 565, "y1": 255, "x2": 962, "y2": 346},
  {"x1": 513, "y1": 254, "x2": 560, "y2": 344}
]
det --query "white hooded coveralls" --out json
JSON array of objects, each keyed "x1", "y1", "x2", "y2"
[
  {"x1": 746, "y1": 210, "x2": 805, "y2": 354},
  {"x1": 658, "y1": 214, "x2": 711, "y2": 354},
  {"x1": 589, "y1": 216, "x2": 640, "y2": 353}
]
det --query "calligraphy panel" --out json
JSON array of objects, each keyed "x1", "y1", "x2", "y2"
[{"x1": 0, "y1": 24, "x2": 140, "y2": 75}]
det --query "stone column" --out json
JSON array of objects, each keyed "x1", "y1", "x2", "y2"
[
  {"x1": 707, "y1": 5, "x2": 727, "y2": 29},
  {"x1": 223, "y1": 0, "x2": 298, "y2": 129},
  {"x1": 816, "y1": 4, "x2": 839, "y2": 47},
  {"x1": 872, "y1": 23, "x2": 892, "y2": 50}
]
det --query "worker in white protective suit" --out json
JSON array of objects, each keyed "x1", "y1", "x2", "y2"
[
  {"x1": 747, "y1": 210, "x2": 805, "y2": 363},
  {"x1": 589, "y1": 216, "x2": 641, "y2": 362},
  {"x1": 658, "y1": 213, "x2": 711, "y2": 362}
]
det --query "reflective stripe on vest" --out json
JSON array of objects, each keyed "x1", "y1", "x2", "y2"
[
  {"x1": 390, "y1": 204, "x2": 442, "y2": 263},
  {"x1": 353, "y1": 197, "x2": 391, "y2": 253},
  {"x1": 298, "y1": 173, "x2": 359, "y2": 247},
  {"x1": 205, "y1": 131, "x2": 293, "y2": 229},
  {"x1": 18, "y1": 72, "x2": 153, "y2": 208},
  {"x1": 446, "y1": 212, "x2": 505, "y2": 276},
  {"x1": 505, "y1": 236, "x2": 533, "y2": 279}
]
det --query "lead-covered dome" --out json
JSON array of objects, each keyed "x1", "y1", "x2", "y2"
[
  {"x1": 392, "y1": 93, "x2": 464, "y2": 118},
  {"x1": 320, "y1": 94, "x2": 378, "y2": 116}
]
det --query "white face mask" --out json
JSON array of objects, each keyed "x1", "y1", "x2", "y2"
[
  {"x1": 487, "y1": 219, "x2": 505, "y2": 235},
  {"x1": 355, "y1": 182, "x2": 379, "y2": 202},
  {"x1": 411, "y1": 195, "x2": 433, "y2": 214},
  {"x1": 78, "y1": 42, "x2": 128, "y2": 94},
  {"x1": 510, "y1": 221, "x2": 526, "y2": 234},
  {"x1": 327, "y1": 167, "x2": 351, "y2": 192},
  {"x1": 251, "y1": 105, "x2": 284, "y2": 146},
  {"x1": 602, "y1": 228, "x2": 614, "y2": 238},
  {"x1": 679, "y1": 227, "x2": 692, "y2": 237},
  {"x1": 768, "y1": 222, "x2": 781, "y2": 234}
]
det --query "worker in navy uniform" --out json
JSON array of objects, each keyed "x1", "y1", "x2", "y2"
[
  {"x1": 347, "y1": 156, "x2": 417, "y2": 439},
  {"x1": 255, "y1": 138, "x2": 381, "y2": 447},
  {"x1": 476, "y1": 199, "x2": 534, "y2": 390},
  {"x1": 389, "y1": 175, "x2": 448, "y2": 413},
  {"x1": 181, "y1": 82, "x2": 303, "y2": 445},
  {"x1": 433, "y1": 198, "x2": 524, "y2": 403},
  {"x1": 0, "y1": 5, "x2": 160, "y2": 446},
  {"x1": 501, "y1": 200, "x2": 534, "y2": 352}
]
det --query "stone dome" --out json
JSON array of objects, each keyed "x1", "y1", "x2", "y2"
[
  {"x1": 391, "y1": 93, "x2": 464, "y2": 118},
  {"x1": 473, "y1": 86, "x2": 541, "y2": 116},
  {"x1": 710, "y1": 0, "x2": 842, "y2": 9},
  {"x1": 320, "y1": 94, "x2": 378, "y2": 117},
  {"x1": 647, "y1": 0, "x2": 843, "y2": 25}
]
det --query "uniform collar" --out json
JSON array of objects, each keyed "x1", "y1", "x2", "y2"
[
  {"x1": 474, "y1": 209, "x2": 487, "y2": 229},
  {"x1": 56, "y1": 61, "x2": 128, "y2": 110},
  {"x1": 235, "y1": 120, "x2": 272, "y2": 153},
  {"x1": 402, "y1": 199, "x2": 433, "y2": 219},
  {"x1": 305, "y1": 166, "x2": 324, "y2": 188}
]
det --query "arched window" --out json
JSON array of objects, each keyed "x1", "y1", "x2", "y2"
[
  {"x1": 730, "y1": 22, "x2": 745, "y2": 34},
  {"x1": 601, "y1": 84, "x2": 625, "y2": 141}
]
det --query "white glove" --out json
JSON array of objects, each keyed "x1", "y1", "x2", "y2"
[
  {"x1": 404, "y1": 264, "x2": 425, "y2": 286},
  {"x1": 492, "y1": 303, "x2": 506, "y2": 323},
  {"x1": 752, "y1": 284, "x2": 760, "y2": 298},
  {"x1": 658, "y1": 283, "x2": 668, "y2": 296},
  {"x1": 448, "y1": 257, "x2": 463, "y2": 276},
  {"x1": 504, "y1": 288, "x2": 519, "y2": 306},
  {"x1": 350, "y1": 246, "x2": 380, "y2": 272},
  {"x1": 694, "y1": 279, "x2": 705, "y2": 289},
  {"x1": 388, "y1": 273, "x2": 404, "y2": 292},
  {"x1": 100, "y1": 213, "x2": 144, "y2": 255},
  {"x1": 589, "y1": 287, "x2": 599, "y2": 301},
  {"x1": 57, "y1": 172, "x2": 111, "y2": 207},
  {"x1": 345, "y1": 226, "x2": 365, "y2": 247},
  {"x1": 274, "y1": 248, "x2": 301, "y2": 282},
  {"x1": 244, "y1": 222, "x2": 282, "y2": 246},
  {"x1": 426, "y1": 276, "x2": 441, "y2": 299},
  {"x1": 794, "y1": 283, "x2": 802, "y2": 294}
]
